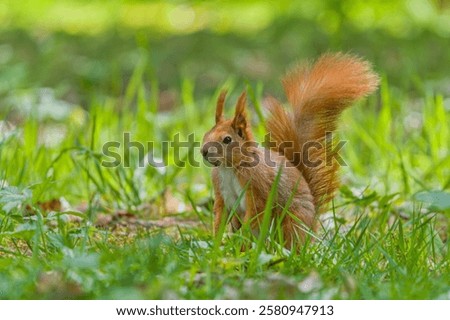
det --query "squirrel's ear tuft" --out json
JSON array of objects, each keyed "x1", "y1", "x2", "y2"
[
  {"x1": 232, "y1": 91, "x2": 248, "y2": 133},
  {"x1": 215, "y1": 90, "x2": 227, "y2": 124}
]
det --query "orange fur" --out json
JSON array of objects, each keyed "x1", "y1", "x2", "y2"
[
  {"x1": 266, "y1": 53, "x2": 379, "y2": 209},
  {"x1": 201, "y1": 53, "x2": 379, "y2": 249}
]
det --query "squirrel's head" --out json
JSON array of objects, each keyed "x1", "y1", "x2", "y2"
[{"x1": 201, "y1": 90, "x2": 254, "y2": 167}]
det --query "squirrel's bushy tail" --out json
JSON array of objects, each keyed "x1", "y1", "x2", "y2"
[{"x1": 266, "y1": 53, "x2": 379, "y2": 209}]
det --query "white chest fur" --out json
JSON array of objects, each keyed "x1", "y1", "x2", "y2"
[{"x1": 218, "y1": 167, "x2": 246, "y2": 212}]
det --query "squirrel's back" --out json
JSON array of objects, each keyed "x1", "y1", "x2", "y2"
[{"x1": 266, "y1": 53, "x2": 379, "y2": 210}]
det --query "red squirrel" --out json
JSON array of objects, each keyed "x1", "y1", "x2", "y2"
[{"x1": 201, "y1": 53, "x2": 379, "y2": 249}]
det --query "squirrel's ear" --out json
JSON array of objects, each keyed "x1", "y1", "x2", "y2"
[
  {"x1": 232, "y1": 91, "x2": 248, "y2": 134},
  {"x1": 215, "y1": 90, "x2": 227, "y2": 124}
]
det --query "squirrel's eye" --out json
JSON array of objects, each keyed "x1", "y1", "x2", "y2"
[{"x1": 222, "y1": 136, "x2": 232, "y2": 144}]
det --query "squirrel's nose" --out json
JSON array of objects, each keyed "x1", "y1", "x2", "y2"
[{"x1": 201, "y1": 147, "x2": 208, "y2": 158}]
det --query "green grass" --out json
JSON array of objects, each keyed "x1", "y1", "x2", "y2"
[
  {"x1": 0, "y1": 68, "x2": 449, "y2": 299},
  {"x1": 0, "y1": 0, "x2": 449, "y2": 300}
]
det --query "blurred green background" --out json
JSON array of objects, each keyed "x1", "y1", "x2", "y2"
[
  {"x1": 0, "y1": 0, "x2": 449, "y2": 300},
  {"x1": 1, "y1": 0, "x2": 449, "y2": 108}
]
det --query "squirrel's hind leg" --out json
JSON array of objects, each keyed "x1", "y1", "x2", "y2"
[{"x1": 281, "y1": 202, "x2": 316, "y2": 249}]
